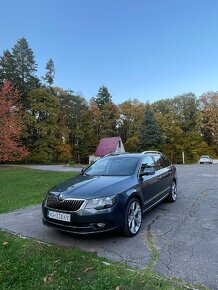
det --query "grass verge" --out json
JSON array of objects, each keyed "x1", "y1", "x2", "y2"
[
  {"x1": 0, "y1": 230, "x2": 201, "y2": 290},
  {"x1": 0, "y1": 167, "x2": 78, "y2": 213}
]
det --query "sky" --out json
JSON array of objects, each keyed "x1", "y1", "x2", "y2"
[{"x1": 1, "y1": 0, "x2": 218, "y2": 103}]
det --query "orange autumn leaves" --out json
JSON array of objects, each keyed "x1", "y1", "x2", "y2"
[{"x1": 0, "y1": 81, "x2": 28, "y2": 161}]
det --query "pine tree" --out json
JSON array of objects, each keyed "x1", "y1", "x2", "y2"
[
  {"x1": 44, "y1": 58, "x2": 55, "y2": 86},
  {"x1": 12, "y1": 37, "x2": 39, "y2": 96},
  {"x1": 138, "y1": 103, "x2": 163, "y2": 151},
  {"x1": 0, "y1": 50, "x2": 18, "y2": 86},
  {"x1": 95, "y1": 86, "x2": 112, "y2": 110},
  {"x1": 92, "y1": 86, "x2": 118, "y2": 138}
]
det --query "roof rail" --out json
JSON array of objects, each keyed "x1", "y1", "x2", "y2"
[
  {"x1": 141, "y1": 151, "x2": 161, "y2": 155},
  {"x1": 103, "y1": 152, "x2": 129, "y2": 158}
]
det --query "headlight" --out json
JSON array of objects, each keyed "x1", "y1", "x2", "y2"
[{"x1": 85, "y1": 196, "x2": 117, "y2": 210}]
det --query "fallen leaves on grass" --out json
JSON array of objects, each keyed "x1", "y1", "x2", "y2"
[
  {"x1": 84, "y1": 267, "x2": 93, "y2": 273},
  {"x1": 43, "y1": 271, "x2": 57, "y2": 284}
]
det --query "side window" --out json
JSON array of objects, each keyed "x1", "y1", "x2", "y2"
[
  {"x1": 162, "y1": 155, "x2": 171, "y2": 167},
  {"x1": 152, "y1": 154, "x2": 165, "y2": 170},
  {"x1": 140, "y1": 155, "x2": 155, "y2": 171}
]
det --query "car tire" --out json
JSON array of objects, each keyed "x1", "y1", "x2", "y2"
[
  {"x1": 123, "y1": 198, "x2": 142, "y2": 237},
  {"x1": 167, "y1": 180, "x2": 177, "y2": 202}
]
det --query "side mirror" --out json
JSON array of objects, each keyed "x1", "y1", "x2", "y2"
[
  {"x1": 80, "y1": 168, "x2": 85, "y2": 174},
  {"x1": 139, "y1": 167, "x2": 155, "y2": 177}
]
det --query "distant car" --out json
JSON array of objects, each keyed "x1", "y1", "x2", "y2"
[
  {"x1": 199, "y1": 156, "x2": 213, "y2": 164},
  {"x1": 42, "y1": 151, "x2": 177, "y2": 237}
]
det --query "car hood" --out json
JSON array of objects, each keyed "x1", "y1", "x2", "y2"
[{"x1": 48, "y1": 174, "x2": 133, "y2": 199}]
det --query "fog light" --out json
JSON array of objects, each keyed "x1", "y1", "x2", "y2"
[
  {"x1": 90, "y1": 223, "x2": 106, "y2": 230},
  {"x1": 97, "y1": 223, "x2": 105, "y2": 228}
]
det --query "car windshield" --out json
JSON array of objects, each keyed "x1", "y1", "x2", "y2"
[{"x1": 84, "y1": 156, "x2": 139, "y2": 176}]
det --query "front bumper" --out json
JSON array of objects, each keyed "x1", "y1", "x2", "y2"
[
  {"x1": 42, "y1": 218, "x2": 117, "y2": 234},
  {"x1": 42, "y1": 201, "x2": 124, "y2": 234}
]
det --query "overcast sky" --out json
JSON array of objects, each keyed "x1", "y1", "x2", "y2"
[{"x1": 1, "y1": 0, "x2": 218, "y2": 103}]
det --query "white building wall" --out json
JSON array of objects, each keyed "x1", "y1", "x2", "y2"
[
  {"x1": 89, "y1": 155, "x2": 100, "y2": 164},
  {"x1": 115, "y1": 139, "x2": 125, "y2": 153}
]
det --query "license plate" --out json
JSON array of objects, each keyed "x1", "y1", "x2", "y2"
[{"x1": 47, "y1": 210, "x2": 71, "y2": 222}]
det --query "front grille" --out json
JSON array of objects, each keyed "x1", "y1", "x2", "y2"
[{"x1": 46, "y1": 195, "x2": 84, "y2": 212}]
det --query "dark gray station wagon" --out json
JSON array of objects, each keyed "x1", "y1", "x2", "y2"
[{"x1": 42, "y1": 151, "x2": 177, "y2": 236}]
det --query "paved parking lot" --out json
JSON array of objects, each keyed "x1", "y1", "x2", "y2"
[{"x1": 0, "y1": 164, "x2": 218, "y2": 289}]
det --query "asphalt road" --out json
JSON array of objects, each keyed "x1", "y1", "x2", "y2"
[
  {"x1": 0, "y1": 164, "x2": 218, "y2": 289},
  {"x1": 2, "y1": 164, "x2": 83, "y2": 172}
]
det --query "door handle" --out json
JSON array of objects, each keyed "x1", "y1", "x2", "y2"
[{"x1": 157, "y1": 176, "x2": 162, "y2": 180}]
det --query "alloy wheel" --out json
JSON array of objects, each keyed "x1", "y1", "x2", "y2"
[
  {"x1": 127, "y1": 200, "x2": 142, "y2": 235},
  {"x1": 171, "y1": 181, "x2": 177, "y2": 201}
]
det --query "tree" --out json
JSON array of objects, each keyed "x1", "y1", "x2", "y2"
[
  {"x1": 89, "y1": 100, "x2": 102, "y2": 148},
  {"x1": 170, "y1": 93, "x2": 199, "y2": 132},
  {"x1": 118, "y1": 99, "x2": 145, "y2": 144},
  {"x1": 54, "y1": 87, "x2": 93, "y2": 162},
  {"x1": 153, "y1": 96, "x2": 209, "y2": 163},
  {"x1": 99, "y1": 102, "x2": 119, "y2": 137},
  {"x1": 0, "y1": 81, "x2": 28, "y2": 161},
  {"x1": 94, "y1": 86, "x2": 112, "y2": 110},
  {"x1": 91, "y1": 86, "x2": 118, "y2": 139},
  {"x1": 12, "y1": 37, "x2": 39, "y2": 98},
  {"x1": 23, "y1": 87, "x2": 59, "y2": 163},
  {"x1": 0, "y1": 50, "x2": 18, "y2": 86},
  {"x1": 138, "y1": 103, "x2": 163, "y2": 151},
  {"x1": 153, "y1": 93, "x2": 199, "y2": 132},
  {"x1": 199, "y1": 92, "x2": 218, "y2": 154},
  {"x1": 154, "y1": 111, "x2": 184, "y2": 162},
  {"x1": 124, "y1": 136, "x2": 139, "y2": 152},
  {"x1": 44, "y1": 58, "x2": 55, "y2": 86},
  {"x1": 73, "y1": 108, "x2": 97, "y2": 163}
]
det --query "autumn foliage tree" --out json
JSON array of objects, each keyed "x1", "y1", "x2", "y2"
[
  {"x1": 1, "y1": 38, "x2": 218, "y2": 164},
  {"x1": 0, "y1": 81, "x2": 28, "y2": 161},
  {"x1": 199, "y1": 92, "x2": 218, "y2": 153},
  {"x1": 118, "y1": 99, "x2": 145, "y2": 151}
]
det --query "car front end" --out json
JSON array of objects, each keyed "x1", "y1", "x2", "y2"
[{"x1": 42, "y1": 192, "x2": 125, "y2": 234}]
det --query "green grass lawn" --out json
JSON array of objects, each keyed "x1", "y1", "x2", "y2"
[
  {"x1": 0, "y1": 167, "x2": 78, "y2": 213},
  {"x1": 0, "y1": 168, "x2": 206, "y2": 290},
  {"x1": 0, "y1": 230, "x2": 201, "y2": 290}
]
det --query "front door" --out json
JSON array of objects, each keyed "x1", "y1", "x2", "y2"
[{"x1": 138, "y1": 155, "x2": 160, "y2": 211}]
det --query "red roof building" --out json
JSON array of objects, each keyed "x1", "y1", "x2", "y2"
[{"x1": 95, "y1": 136, "x2": 125, "y2": 157}]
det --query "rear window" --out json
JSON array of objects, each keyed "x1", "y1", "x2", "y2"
[
  {"x1": 152, "y1": 154, "x2": 166, "y2": 170},
  {"x1": 162, "y1": 155, "x2": 171, "y2": 166}
]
